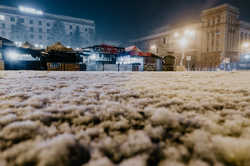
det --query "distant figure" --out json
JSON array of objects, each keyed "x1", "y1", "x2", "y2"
[{"x1": 191, "y1": 64, "x2": 195, "y2": 71}]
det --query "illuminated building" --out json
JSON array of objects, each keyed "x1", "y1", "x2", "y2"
[
  {"x1": 0, "y1": 5, "x2": 95, "y2": 48},
  {"x1": 132, "y1": 4, "x2": 250, "y2": 70},
  {"x1": 82, "y1": 45, "x2": 163, "y2": 71}
]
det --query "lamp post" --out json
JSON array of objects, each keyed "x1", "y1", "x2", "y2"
[
  {"x1": 179, "y1": 38, "x2": 188, "y2": 66},
  {"x1": 176, "y1": 29, "x2": 195, "y2": 70}
]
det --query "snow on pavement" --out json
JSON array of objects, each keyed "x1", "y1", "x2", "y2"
[{"x1": 0, "y1": 71, "x2": 250, "y2": 166}]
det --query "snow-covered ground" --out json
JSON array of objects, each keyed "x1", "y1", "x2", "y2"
[{"x1": 0, "y1": 71, "x2": 250, "y2": 166}]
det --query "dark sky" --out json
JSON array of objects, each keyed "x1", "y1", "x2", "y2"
[{"x1": 1, "y1": 0, "x2": 249, "y2": 42}]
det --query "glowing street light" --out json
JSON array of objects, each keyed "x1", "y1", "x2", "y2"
[
  {"x1": 0, "y1": 15, "x2": 5, "y2": 21},
  {"x1": 184, "y1": 29, "x2": 195, "y2": 37},
  {"x1": 90, "y1": 54, "x2": 97, "y2": 60},
  {"x1": 179, "y1": 38, "x2": 188, "y2": 48},
  {"x1": 15, "y1": 42, "x2": 23, "y2": 47},
  {"x1": 174, "y1": 32, "x2": 179, "y2": 38},
  {"x1": 6, "y1": 51, "x2": 20, "y2": 61},
  {"x1": 179, "y1": 38, "x2": 189, "y2": 66}
]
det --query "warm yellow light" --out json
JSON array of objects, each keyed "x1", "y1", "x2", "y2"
[
  {"x1": 179, "y1": 38, "x2": 188, "y2": 48},
  {"x1": 150, "y1": 44, "x2": 157, "y2": 50},
  {"x1": 184, "y1": 29, "x2": 195, "y2": 37}
]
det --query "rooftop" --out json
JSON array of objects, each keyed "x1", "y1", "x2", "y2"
[
  {"x1": 202, "y1": 3, "x2": 240, "y2": 15},
  {"x1": 0, "y1": 5, "x2": 95, "y2": 26}
]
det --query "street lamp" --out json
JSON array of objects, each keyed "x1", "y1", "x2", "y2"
[
  {"x1": 174, "y1": 32, "x2": 180, "y2": 38},
  {"x1": 179, "y1": 38, "x2": 188, "y2": 48},
  {"x1": 176, "y1": 29, "x2": 196, "y2": 68},
  {"x1": 179, "y1": 38, "x2": 188, "y2": 66}
]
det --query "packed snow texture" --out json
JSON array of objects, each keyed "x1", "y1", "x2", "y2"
[{"x1": 0, "y1": 71, "x2": 250, "y2": 166}]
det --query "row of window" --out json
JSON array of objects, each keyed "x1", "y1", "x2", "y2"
[
  {"x1": 2, "y1": 31, "x2": 89, "y2": 42},
  {"x1": 0, "y1": 29, "x2": 86, "y2": 39},
  {"x1": 8, "y1": 16, "x2": 89, "y2": 32},
  {"x1": 207, "y1": 30, "x2": 240, "y2": 52},
  {"x1": 2, "y1": 23, "x2": 90, "y2": 35},
  {"x1": 29, "y1": 27, "x2": 43, "y2": 33},
  {"x1": 207, "y1": 32, "x2": 221, "y2": 52},
  {"x1": 240, "y1": 32, "x2": 250, "y2": 42},
  {"x1": 204, "y1": 15, "x2": 237, "y2": 27},
  {"x1": 2, "y1": 23, "x2": 90, "y2": 36},
  {"x1": 10, "y1": 17, "x2": 50, "y2": 26},
  {"x1": 160, "y1": 35, "x2": 196, "y2": 46}
]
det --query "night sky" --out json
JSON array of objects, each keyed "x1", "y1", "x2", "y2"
[{"x1": 1, "y1": 0, "x2": 249, "y2": 42}]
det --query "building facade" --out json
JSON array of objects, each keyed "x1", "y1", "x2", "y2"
[
  {"x1": 132, "y1": 4, "x2": 250, "y2": 70},
  {"x1": 0, "y1": 5, "x2": 95, "y2": 48}
]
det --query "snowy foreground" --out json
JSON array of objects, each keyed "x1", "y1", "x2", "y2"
[{"x1": 0, "y1": 71, "x2": 250, "y2": 166}]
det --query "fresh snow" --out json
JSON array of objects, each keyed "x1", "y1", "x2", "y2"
[{"x1": 0, "y1": 71, "x2": 250, "y2": 166}]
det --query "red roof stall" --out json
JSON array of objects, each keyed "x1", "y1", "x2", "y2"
[{"x1": 118, "y1": 46, "x2": 162, "y2": 71}]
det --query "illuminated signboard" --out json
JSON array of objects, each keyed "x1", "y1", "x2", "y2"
[
  {"x1": 93, "y1": 45, "x2": 125, "y2": 54},
  {"x1": 19, "y1": 6, "x2": 43, "y2": 15}
]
